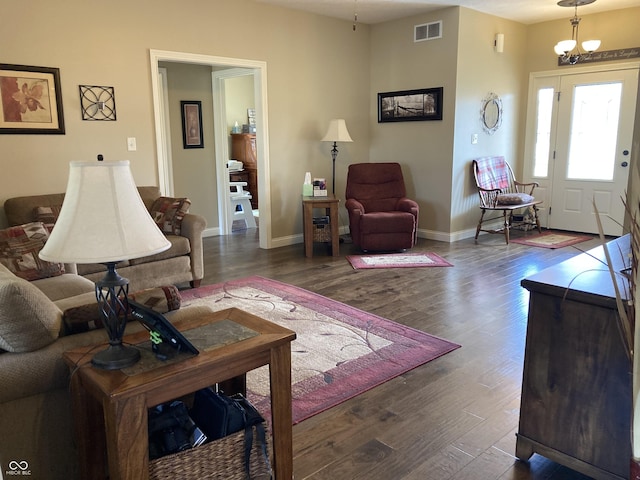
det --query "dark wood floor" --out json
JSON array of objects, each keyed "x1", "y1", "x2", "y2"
[{"x1": 201, "y1": 226, "x2": 605, "y2": 480}]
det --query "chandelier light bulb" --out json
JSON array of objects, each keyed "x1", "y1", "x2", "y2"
[
  {"x1": 582, "y1": 39, "x2": 601, "y2": 52},
  {"x1": 556, "y1": 39, "x2": 577, "y2": 54}
]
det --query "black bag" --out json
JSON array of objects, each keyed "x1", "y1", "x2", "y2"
[
  {"x1": 148, "y1": 401, "x2": 197, "y2": 460},
  {"x1": 190, "y1": 388, "x2": 270, "y2": 478},
  {"x1": 191, "y1": 388, "x2": 246, "y2": 440}
]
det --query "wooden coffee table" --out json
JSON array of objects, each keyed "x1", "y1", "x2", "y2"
[{"x1": 63, "y1": 307, "x2": 296, "y2": 480}]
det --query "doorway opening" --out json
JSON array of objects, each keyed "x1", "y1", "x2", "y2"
[{"x1": 149, "y1": 49, "x2": 272, "y2": 249}]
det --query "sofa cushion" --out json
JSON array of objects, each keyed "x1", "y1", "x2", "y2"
[
  {"x1": 76, "y1": 260, "x2": 130, "y2": 277},
  {"x1": 33, "y1": 273, "x2": 95, "y2": 302},
  {"x1": 0, "y1": 266, "x2": 62, "y2": 352},
  {"x1": 0, "y1": 222, "x2": 65, "y2": 281},
  {"x1": 128, "y1": 235, "x2": 190, "y2": 266},
  {"x1": 150, "y1": 197, "x2": 191, "y2": 235}
]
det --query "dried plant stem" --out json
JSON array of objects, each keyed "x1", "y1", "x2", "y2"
[{"x1": 593, "y1": 201, "x2": 633, "y2": 360}]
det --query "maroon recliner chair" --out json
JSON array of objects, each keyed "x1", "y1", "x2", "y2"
[{"x1": 345, "y1": 163, "x2": 419, "y2": 252}]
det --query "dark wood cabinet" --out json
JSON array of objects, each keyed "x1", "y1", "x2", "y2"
[
  {"x1": 517, "y1": 235, "x2": 632, "y2": 480},
  {"x1": 231, "y1": 133, "x2": 258, "y2": 209}
]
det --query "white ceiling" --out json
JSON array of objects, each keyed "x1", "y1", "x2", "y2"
[{"x1": 254, "y1": 0, "x2": 638, "y2": 25}]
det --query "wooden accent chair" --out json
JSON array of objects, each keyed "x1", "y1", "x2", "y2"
[
  {"x1": 472, "y1": 156, "x2": 542, "y2": 244},
  {"x1": 345, "y1": 162, "x2": 419, "y2": 251}
]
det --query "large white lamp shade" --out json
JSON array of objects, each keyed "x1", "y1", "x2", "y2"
[{"x1": 39, "y1": 160, "x2": 170, "y2": 264}]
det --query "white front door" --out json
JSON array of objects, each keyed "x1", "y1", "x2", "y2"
[{"x1": 524, "y1": 66, "x2": 639, "y2": 236}]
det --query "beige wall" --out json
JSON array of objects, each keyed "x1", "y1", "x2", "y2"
[
  {"x1": 0, "y1": 0, "x2": 371, "y2": 243},
  {"x1": 369, "y1": 7, "x2": 460, "y2": 238},
  {"x1": 368, "y1": 7, "x2": 527, "y2": 239},
  {"x1": 225, "y1": 76, "x2": 255, "y2": 135},
  {"x1": 451, "y1": 8, "x2": 528, "y2": 237},
  {"x1": 1, "y1": 0, "x2": 639, "y2": 243}
]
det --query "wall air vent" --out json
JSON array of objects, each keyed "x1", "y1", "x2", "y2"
[{"x1": 414, "y1": 21, "x2": 442, "y2": 42}]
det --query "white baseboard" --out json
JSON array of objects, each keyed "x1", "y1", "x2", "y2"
[{"x1": 212, "y1": 224, "x2": 499, "y2": 247}]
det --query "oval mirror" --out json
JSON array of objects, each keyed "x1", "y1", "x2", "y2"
[{"x1": 481, "y1": 93, "x2": 503, "y2": 135}]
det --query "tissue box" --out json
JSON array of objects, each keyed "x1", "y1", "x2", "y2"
[
  {"x1": 313, "y1": 178, "x2": 327, "y2": 197},
  {"x1": 302, "y1": 184, "x2": 314, "y2": 197}
]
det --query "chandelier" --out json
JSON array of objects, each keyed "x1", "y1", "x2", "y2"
[{"x1": 553, "y1": 0, "x2": 601, "y2": 65}]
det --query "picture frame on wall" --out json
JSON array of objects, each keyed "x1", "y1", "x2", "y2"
[
  {"x1": 181, "y1": 100, "x2": 203, "y2": 148},
  {"x1": 378, "y1": 87, "x2": 443, "y2": 123},
  {"x1": 0, "y1": 63, "x2": 65, "y2": 134}
]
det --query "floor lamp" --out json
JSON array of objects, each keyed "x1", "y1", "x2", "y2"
[
  {"x1": 321, "y1": 119, "x2": 353, "y2": 195},
  {"x1": 39, "y1": 160, "x2": 171, "y2": 369}
]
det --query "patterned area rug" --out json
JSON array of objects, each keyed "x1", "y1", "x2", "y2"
[
  {"x1": 510, "y1": 231, "x2": 592, "y2": 249},
  {"x1": 180, "y1": 276, "x2": 460, "y2": 424},
  {"x1": 346, "y1": 252, "x2": 453, "y2": 269}
]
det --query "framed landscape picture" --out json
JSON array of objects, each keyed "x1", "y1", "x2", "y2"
[
  {"x1": 181, "y1": 100, "x2": 204, "y2": 148},
  {"x1": 0, "y1": 63, "x2": 65, "y2": 134},
  {"x1": 378, "y1": 87, "x2": 443, "y2": 123}
]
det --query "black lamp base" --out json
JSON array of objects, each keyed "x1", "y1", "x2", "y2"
[{"x1": 91, "y1": 343, "x2": 140, "y2": 370}]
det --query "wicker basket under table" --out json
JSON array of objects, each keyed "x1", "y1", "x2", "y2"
[{"x1": 149, "y1": 425, "x2": 271, "y2": 480}]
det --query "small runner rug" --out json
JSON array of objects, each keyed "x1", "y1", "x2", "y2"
[
  {"x1": 180, "y1": 276, "x2": 460, "y2": 424},
  {"x1": 346, "y1": 252, "x2": 453, "y2": 269},
  {"x1": 510, "y1": 231, "x2": 592, "y2": 249}
]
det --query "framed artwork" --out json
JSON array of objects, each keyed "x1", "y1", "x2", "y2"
[
  {"x1": 378, "y1": 87, "x2": 443, "y2": 123},
  {"x1": 0, "y1": 63, "x2": 65, "y2": 134},
  {"x1": 181, "y1": 100, "x2": 203, "y2": 148}
]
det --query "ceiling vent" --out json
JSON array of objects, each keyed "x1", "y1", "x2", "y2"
[{"x1": 414, "y1": 21, "x2": 442, "y2": 42}]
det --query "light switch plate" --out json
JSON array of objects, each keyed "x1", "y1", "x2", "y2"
[{"x1": 127, "y1": 137, "x2": 137, "y2": 151}]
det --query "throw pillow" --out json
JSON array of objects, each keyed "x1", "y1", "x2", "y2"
[
  {"x1": 0, "y1": 269, "x2": 62, "y2": 352},
  {"x1": 0, "y1": 222, "x2": 65, "y2": 281},
  {"x1": 130, "y1": 285, "x2": 182, "y2": 312},
  {"x1": 33, "y1": 205, "x2": 63, "y2": 232},
  {"x1": 150, "y1": 197, "x2": 191, "y2": 235},
  {"x1": 63, "y1": 285, "x2": 182, "y2": 335},
  {"x1": 496, "y1": 193, "x2": 535, "y2": 206}
]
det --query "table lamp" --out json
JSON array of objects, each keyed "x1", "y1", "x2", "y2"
[
  {"x1": 39, "y1": 159, "x2": 171, "y2": 369},
  {"x1": 321, "y1": 119, "x2": 353, "y2": 195}
]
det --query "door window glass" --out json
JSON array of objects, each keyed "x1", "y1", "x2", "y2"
[
  {"x1": 533, "y1": 88, "x2": 554, "y2": 177},
  {"x1": 567, "y1": 82, "x2": 622, "y2": 181}
]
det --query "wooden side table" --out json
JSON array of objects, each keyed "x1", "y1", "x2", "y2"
[
  {"x1": 302, "y1": 195, "x2": 340, "y2": 258},
  {"x1": 63, "y1": 308, "x2": 296, "y2": 480}
]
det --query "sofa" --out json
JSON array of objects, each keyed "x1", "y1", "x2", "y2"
[
  {"x1": 0, "y1": 262, "x2": 214, "y2": 479},
  {"x1": 3, "y1": 186, "x2": 207, "y2": 292}
]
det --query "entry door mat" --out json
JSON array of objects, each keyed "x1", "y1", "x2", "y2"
[
  {"x1": 346, "y1": 252, "x2": 453, "y2": 269},
  {"x1": 180, "y1": 276, "x2": 460, "y2": 424},
  {"x1": 510, "y1": 231, "x2": 592, "y2": 249}
]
